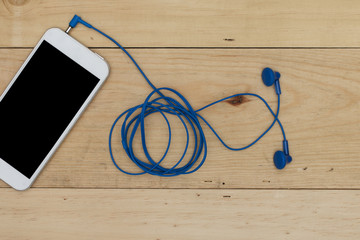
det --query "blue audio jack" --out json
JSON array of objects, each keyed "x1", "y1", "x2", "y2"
[{"x1": 67, "y1": 15, "x2": 291, "y2": 176}]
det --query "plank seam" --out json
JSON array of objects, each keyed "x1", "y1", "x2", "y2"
[
  {"x1": 1, "y1": 187, "x2": 360, "y2": 190},
  {"x1": 2, "y1": 47, "x2": 360, "y2": 50}
]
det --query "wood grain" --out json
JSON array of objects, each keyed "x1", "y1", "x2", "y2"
[
  {"x1": 0, "y1": 48, "x2": 359, "y2": 189},
  {"x1": 1, "y1": 1, "x2": 359, "y2": 239},
  {"x1": 0, "y1": 188, "x2": 359, "y2": 240},
  {"x1": 2, "y1": 0, "x2": 360, "y2": 47}
]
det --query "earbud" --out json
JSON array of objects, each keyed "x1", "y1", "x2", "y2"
[
  {"x1": 261, "y1": 67, "x2": 281, "y2": 95},
  {"x1": 262, "y1": 67, "x2": 292, "y2": 169},
  {"x1": 273, "y1": 140, "x2": 292, "y2": 169}
]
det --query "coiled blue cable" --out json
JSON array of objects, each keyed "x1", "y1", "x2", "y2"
[{"x1": 69, "y1": 15, "x2": 286, "y2": 176}]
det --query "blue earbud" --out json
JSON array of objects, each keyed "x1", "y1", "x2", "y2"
[
  {"x1": 262, "y1": 67, "x2": 292, "y2": 169},
  {"x1": 273, "y1": 140, "x2": 292, "y2": 169},
  {"x1": 262, "y1": 67, "x2": 281, "y2": 95}
]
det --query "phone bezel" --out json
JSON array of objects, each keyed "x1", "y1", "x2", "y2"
[{"x1": 0, "y1": 28, "x2": 109, "y2": 190}]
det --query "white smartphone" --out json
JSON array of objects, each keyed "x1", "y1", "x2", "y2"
[{"x1": 0, "y1": 28, "x2": 109, "y2": 190}]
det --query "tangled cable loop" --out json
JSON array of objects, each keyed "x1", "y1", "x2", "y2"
[
  {"x1": 69, "y1": 15, "x2": 288, "y2": 175},
  {"x1": 109, "y1": 87, "x2": 282, "y2": 176},
  {"x1": 109, "y1": 87, "x2": 208, "y2": 177}
]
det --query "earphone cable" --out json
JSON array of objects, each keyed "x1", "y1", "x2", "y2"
[{"x1": 69, "y1": 17, "x2": 287, "y2": 176}]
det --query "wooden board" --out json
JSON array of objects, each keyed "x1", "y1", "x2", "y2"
[
  {"x1": 2, "y1": 0, "x2": 360, "y2": 47},
  {"x1": 0, "y1": 188, "x2": 359, "y2": 240},
  {"x1": 1, "y1": 1, "x2": 360, "y2": 238},
  {"x1": 0, "y1": 48, "x2": 359, "y2": 189}
]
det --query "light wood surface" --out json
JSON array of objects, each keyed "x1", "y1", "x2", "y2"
[
  {"x1": 1, "y1": 0, "x2": 360, "y2": 47},
  {"x1": 1, "y1": 189, "x2": 360, "y2": 240},
  {"x1": 0, "y1": 48, "x2": 359, "y2": 189},
  {"x1": 1, "y1": 0, "x2": 360, "y2": 239}
]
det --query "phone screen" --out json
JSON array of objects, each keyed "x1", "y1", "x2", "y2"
[{"x1": 0, "y1": 40, "x2": 100, "y2": 178}]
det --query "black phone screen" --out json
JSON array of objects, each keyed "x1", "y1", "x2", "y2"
[{"x1": 0, "y1": 40, "x2": 100, "y2": 178}]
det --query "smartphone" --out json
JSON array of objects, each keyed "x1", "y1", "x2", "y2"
[{"x1": 0, "y1": 28, "x2": 109, "y2": 190}]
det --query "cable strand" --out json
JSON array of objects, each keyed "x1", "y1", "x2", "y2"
[{"x1": 76, "y1": 19, "x2": 286, "y2": 176}]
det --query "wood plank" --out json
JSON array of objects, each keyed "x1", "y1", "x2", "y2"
[
  {"x1": 1, "y1": 0, "x2": 360, "y2": 47},
  {"x1": 0, "y1": 188, "x2": 359, "y2": 240},
  {"x1": 0, "y1": 48, "x2": 359, "y2": 189}
]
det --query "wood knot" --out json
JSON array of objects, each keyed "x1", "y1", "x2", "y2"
[{"x1": 226, "y1": 95, "x2": 250, "y2": 106}]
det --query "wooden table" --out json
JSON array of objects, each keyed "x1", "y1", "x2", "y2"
[{"x1": 1, "y1": 1, "x2": 359, "y2": 239}]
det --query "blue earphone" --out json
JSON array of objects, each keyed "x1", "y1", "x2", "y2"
[
  {"x1": 67, "y1": 15, "x2": 292, "y2": 174},
  {"x1": 262, "y1": 68, "x2": 292, "y2": 169}
]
